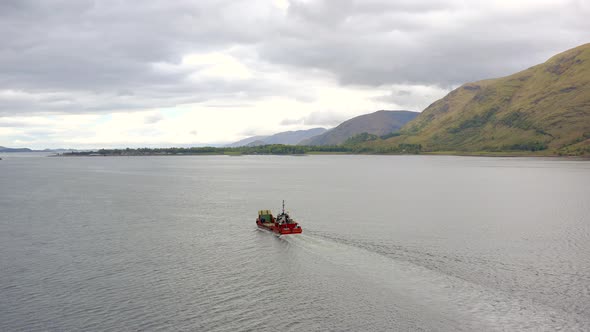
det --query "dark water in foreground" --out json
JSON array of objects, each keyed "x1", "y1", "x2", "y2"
[{"x1": 1, "y1": 154, "x2": 589, "y2": 331}]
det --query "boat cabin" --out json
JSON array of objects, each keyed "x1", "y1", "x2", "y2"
[{"x1": 258, "y1": 210, "x2": 275, "y2": 223}]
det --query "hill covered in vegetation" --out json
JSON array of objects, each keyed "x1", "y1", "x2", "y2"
[{"x1": 365, "y1": 43, "x2": 590, "y2": 156}]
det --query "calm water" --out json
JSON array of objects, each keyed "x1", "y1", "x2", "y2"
[{"x1": 1, "y1": 154, "x2": 589, "y2": 331}]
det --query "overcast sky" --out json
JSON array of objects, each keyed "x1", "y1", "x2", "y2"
[{"x1": 0, "y1": 0, "x2": 588, "y2": 148}]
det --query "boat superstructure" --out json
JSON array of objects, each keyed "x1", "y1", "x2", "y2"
[{"x1": 256, "y1": 200, "x2": 302, "y2": 235}]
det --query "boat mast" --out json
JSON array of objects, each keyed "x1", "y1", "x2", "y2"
[{"x1": 282, "y1": 200, "x2": 285, "y2": 214}]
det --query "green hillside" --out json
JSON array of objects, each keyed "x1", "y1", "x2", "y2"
[{"x1": 370, "y1": 43, "x2": 590, "y2": 156}]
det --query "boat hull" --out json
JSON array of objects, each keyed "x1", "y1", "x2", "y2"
[{"x1": 256, "y1": 221, "x2": 302, "y2": 235}]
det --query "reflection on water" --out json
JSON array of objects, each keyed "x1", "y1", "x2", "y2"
[{"x1": 1, "y1": 155, "x2": 589, "y2": 331}]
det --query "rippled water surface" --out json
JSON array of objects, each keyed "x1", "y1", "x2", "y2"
[{"x1": 1, "y1": 154, "x2": 589, "y2": 331}]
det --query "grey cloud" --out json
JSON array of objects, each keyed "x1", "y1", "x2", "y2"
[
  {"x1": 0, "y1": 0, "x2": 588, "y2": 117},
  {"x1": 144, "y1": 113, "x2": 164, "y2": 124},
  {"x1": 262, "y1": 0, "x2": 590, "y2": 87},
  {"x1": 371, "y1": 85, "x2": 450, "y2": 111},
  {"x1": 0, "y1": 120, "x2": 29, "y2": 127},
  {"x1": 280, "y1": 111, "x2": 347, "y2": 127},
  {"x1": 280, "y1": 118, "x2": 303, "y2": 126},
  {"x1": 117, "y1": 90, "x2": 135, "y2": 96},
  {"x1": 0, "y1": 75, "x2": 295, "y2": 116},
  {"x1": 205, "y1": 104, "x2": 253, "y2": 108},
  {"x1": 0, "y1": 0, "x2": 287, "y2": 115},
  {"x1": 22, "y1": 129, "x2": 59, "y2": 137},
  {"x1": 303, "y1": 111, "x2": 347, "y2": 127}
]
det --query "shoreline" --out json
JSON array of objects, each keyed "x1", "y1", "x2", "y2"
[{"x1": 51, "y1": 151, "x2": 590, "y2": 159}]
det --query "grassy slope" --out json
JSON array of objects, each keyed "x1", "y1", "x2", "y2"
[{"x1": 370, "y1": 43, "x2": 590, "y2": 156}]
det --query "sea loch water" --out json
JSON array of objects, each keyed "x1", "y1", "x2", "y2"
[{"x1": 1, "y1": 154, "x2": 589, "y2": 331}]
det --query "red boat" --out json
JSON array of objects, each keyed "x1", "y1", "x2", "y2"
[{"x1": 256, "y1": 201, "x2": 302, "y2": 235}]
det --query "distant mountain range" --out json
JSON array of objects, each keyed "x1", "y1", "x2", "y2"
[
  {"x1": 0, "y1": 146, "x2": 33, "y2": 152},
  {"x1": 226, "y1": 128, "x2": 327, "y2": 147},
  {"x1": 365, "y1": 43, "x2": 590, "y2": 155},
  {"x1": 226, "y1": 111, "x2": 419, "y2": 147},
  {"x1": 299, "y1": 110, "x2": 419, "y2": 146},
  {"x1": 0, "y1": 146, "x2": 78, "y2": 153},
  {"x1": 225, "y1": 135, "x2": 270, "y2": 147}
]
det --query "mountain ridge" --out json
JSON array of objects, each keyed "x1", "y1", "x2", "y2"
[
  {"x1": 299, "y1": 110, "x2": 419, "y2": 146},
  {"x1": 226, "y1": 127, "x2": 327, "y2": 147}
]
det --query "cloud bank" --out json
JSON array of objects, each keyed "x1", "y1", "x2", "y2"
[{"x1": 0, "y1": 0, "x2": 588, "y2": 147}]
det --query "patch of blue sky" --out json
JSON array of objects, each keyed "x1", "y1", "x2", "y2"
[{"x1": 95, "y1": 114, "x2": 112, "y2": 124}]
